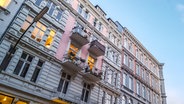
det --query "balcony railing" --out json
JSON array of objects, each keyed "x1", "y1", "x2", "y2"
[
  {"x1": 88, "y1": 40, "x2": 105, "y2": 57},
  {"x1": 61, "y1": 53, "x2": 85, "y2": 73},
  {"x1": 70, "y1": 26, "x2": 89, "y2": 48},
  {"x1": 82, "y1": 65, "x2": 102, "y2": 82}
]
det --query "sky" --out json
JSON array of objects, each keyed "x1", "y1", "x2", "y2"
[{"x1": 89, "y1": 0, "x2": 184, "y2": 104}]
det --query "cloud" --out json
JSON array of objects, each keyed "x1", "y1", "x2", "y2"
[{"x1": 176, "y1": 4, "x2": 184, "y2": 22}]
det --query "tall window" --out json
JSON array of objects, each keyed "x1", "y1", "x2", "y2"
[
  {"x1": 98, "y1": 22, "x2": 103, "y2": 31},
  {"x1": 0, "y1": 46, "x2": 16, "y2": 71},
  {"x1": 78, "y1": 4, "x2": 83, "y2": 14},
  {"x1": 123, "y1": 73, "x2": 128, "y2": 87},
  {"x1": 105, "y1": 93, "x2": 112, "y2": 104},
  {"x1": 13, "y1": 52, "x2": 33, "y2": 78},
  {"x1": 129, "y1": 77, "x2": 133, "y2": 90},
  {"x1": 93, "y1": 18, "x2": 98, "y2": 27},
  {"x1": 123, "y1": 54, "x2": 128, "y2": 66},
  {"x1": 136, "y1": 82, "x2": 140, "y2": 95},
  {"x1": 81, "y1": 83, "x2": 90, "y2": 102},
  {"x1": 57, "y1": 72, "x2": 71, "y2": 94},
  {"x1": 0, "y1": 0, "x2": 11, "y2": 9},
  {"x1": 31, "y1": 22, "x2": 47, "y2": 42},
  {"x1": 128, "y1": 58, "x2": 133, "y2": 70},
  {"x1": 31, "y1": 59, "x2": 44, "y2": 82},
  {"x1": 84, "y1": 10, "x2": 89, "y2": 20},
  {"x1": 124, "y1": 37, "x2": 128, "y2": 48},
  {"x1": 142, "y1": 86, "x2": 146, "y2": 98},
  {"x1": 20, "y1": 15, "x2": 33, "y2": 33},
  {"x1": 136, "y1": 64, "x2": 140, "y2": 75},
  {"x1": 121, "y1": 96, "x2": 126, "y2": 104},
  {"x1": 87, "y1": 55, "x2": 95, "y2": 70},
  {"x1": 107, "y1": 70, "x2": 112, "y2": 84},
  {"x1": 68, "y1": 44, "x2": 78, "y2": 60},
  {"x1": 45, "y1": 29, "x2": 56, "y2": 48}
]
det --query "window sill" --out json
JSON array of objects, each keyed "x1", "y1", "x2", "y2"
[{"x1": 0, "y1": 6, "x2": 10, "y2": 15}]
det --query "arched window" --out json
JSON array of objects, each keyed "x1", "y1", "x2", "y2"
[{"x1": 0, "y1": 0, "x2": 11, "y2": 9}]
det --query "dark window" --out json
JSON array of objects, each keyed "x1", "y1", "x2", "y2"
[
  {"x1": 13, "y1": 52, "x2": 33, "y2": 78},
  {"x1": 1, "y1": 46, "x2": 16, "y2": 71},
  {"x1": 81, "y1": 83, "x2": 90, "y2": 102},
  {"x1": 31, "y1": 59, "x2": 44, "y2": 82},
  {"x1": 57, "y1": 72, "x2": 71, "y2": 94}
]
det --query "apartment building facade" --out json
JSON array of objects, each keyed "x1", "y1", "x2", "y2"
[{"x1": 0, "y1": 0, "x2": 166, "y2": 104}]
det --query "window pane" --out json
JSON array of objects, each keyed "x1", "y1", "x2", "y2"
[
  {"x1": 81, "y1": 89, "x2": 85, "y2": 100},
  {"x1": 62, "y1": 81, "x2": 69, "y2": 94},
  {"x1": 31, "y1": 67, "x2": 40, "y2": 82},
  {"x1": 0, "y1": 94, "x2": 14, "y2": 104},
  {"x1": 20, "y1": 63, "x2": 30, "y2": 78},
  {"x1": 37, "y1": 60, "x2": 43, "y2": 67},
  {"x1": 13, "y1": 60, "x2": 24, "y2": 75},
  {"x1": 57, "y1": 78, "x2": 64, "y2": 92},
  {"x1": 27, "y1": 56, "x2": 33, "y2": 62},
  {"x1": 21, "y1": 52, "x2": 27, "y2": 59},
  {"x1": 67, "y1": 75, "x2": 71, "y2": 80},
  {"x1": 84, "y1": 90, "x2": 89, "y2": 102}
]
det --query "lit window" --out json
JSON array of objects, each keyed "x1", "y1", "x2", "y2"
[
  {"x1": 45, "y1": 30, "x2": 55, "y2": 48},
  {"x1": 31, "y1": 22, "x2": 47, "y2": 42},
  {"x1": 0, "y1": 94, "x2": 14, "y2": 104},
  {"x1": 20, "y1": 15, "x2": 33, "y2": 33},
  {"x1": 68, "y1": 44, "x2": 78, "y2": 59},
  {"x1": 0, "y1": 0, "x2": 11, "y2": 9},
  {"x1": 87, "y1": 55, "x2": 95, "y2": 70},
  {"x1": 16, "y1": 100, "x2": 28, "y2": 104}
]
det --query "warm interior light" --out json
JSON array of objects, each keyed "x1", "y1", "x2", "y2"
[
  {"x1": 3, "y1": 96, "x2": 7, "y2": 101},
  {"x1": 45, "y1": 30, "x2": 55, "y2": 48},
  {"x1": 16, "y1": 101, "x2": 27, "y2": 104},
  {"x1": 88, "y1": 56, "x2": 95, "y2": 70},
  {"x1": 0, "y1": 0, "x2": 11, "y2": 8}
]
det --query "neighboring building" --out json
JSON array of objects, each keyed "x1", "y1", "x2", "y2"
[
  {"x1": 0, "y1": 0, "x2": 167, "y2": 104},
  {"x1": 0, "y1": 0, "x2": 25, "y2": 40}
]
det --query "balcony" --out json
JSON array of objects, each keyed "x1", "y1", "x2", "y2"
[
  {"x1": 61, "y1": 53, "x2": 85, "y2": 74},
  {"x1": 88, "y1": 40, "x2": 105, "y2": 57},
  {"x1": 82, "y1": 65, "x2": 102, "y2": 82},
  {"x1": 70, "y1": 26, "x2": 89, "y2": 48}
]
